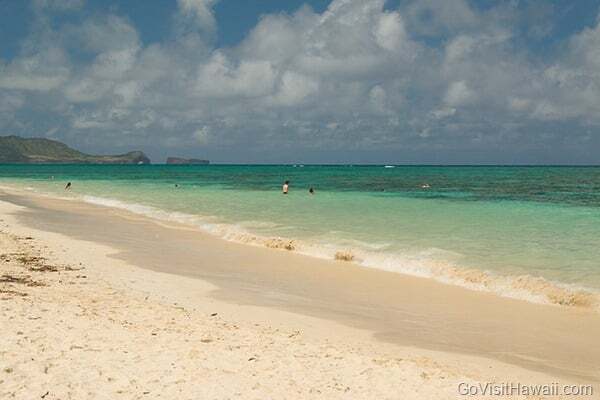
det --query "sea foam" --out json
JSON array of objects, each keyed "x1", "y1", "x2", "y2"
[{"x1": 75, "y1": 194, "x2": 600, "y2": 311}]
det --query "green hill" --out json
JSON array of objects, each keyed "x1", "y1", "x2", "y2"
[{"x1": 0, "y1": 136, "x2": 151, "y2": 164}]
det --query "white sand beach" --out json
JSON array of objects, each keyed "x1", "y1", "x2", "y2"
[{"x1": 1, "y1": 190, "x2": 598, "y2": 399}]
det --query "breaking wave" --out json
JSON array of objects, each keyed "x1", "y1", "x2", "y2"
[{"x1": 76, "y1": 194, "x2": 600, "y2": 311}]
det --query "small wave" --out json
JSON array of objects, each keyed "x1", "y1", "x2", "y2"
[
  {"x1": 315, "y1": 233, "x2": 392, "y2": 251},
  {"x1": 82, "y1": 195, "x2": 600, "y2": 310},
  {"x1": 238, "y1": 220, "x2": 283, "y2": 229},
  {"x1": 30, "y1": 192, "x2": 600, "y2": 312}
]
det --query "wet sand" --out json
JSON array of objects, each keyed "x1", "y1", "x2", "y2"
[{"x1": 1, "y1": 188, "x2": 599, "y2": 397}]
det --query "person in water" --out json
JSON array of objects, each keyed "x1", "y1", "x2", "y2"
[
  {"x1": 309, "y1": 187, "x2": 314, "y2": 195},
  {"x1": 282, "y1": 180, "x2": 289, "y2": 194},
  {"x1": 65, "y1": 182, "x2": 72, "y2": 190}
]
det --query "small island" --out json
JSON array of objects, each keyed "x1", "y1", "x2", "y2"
[
  {"x1": 166, "y1": 157, "x2": 210, "y2": 165},
  {"x1": 0, "y1": 135, "x2": 151, "y2": 164}
]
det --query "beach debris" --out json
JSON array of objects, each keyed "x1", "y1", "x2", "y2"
[
  {"x1": 64, "y1": 266, "x2": 84, "y2": 271},
  {"x1": 265, "y1": 238, "x2": 295, "y2": 251},
  {"x1": 2, "y1": 252, "x2": 64, "y2": 273},
  {"x1": 210, "y1": 312, "x2": 218, "y2": 317},
  {"x1": 0, "y1": 289, "x2": 28, "y2": 297},
  {"x1": 334, "y1": 251, "x2": 355, "y2": 262},
  {"x1": 29, "y1": 265, "x2": 59, "y2": 273},
  {"x1": 548, "y1": 291, "x2": 594, "y2": 308},
  {"x1": 16, "y1": 255, "x2": 46, "y2": 265},
  {"x1": 509, "y1": 275, "x2": 597, "y2": 308},
  {"x1": 41, "y1": 391, "x2": 49, "y2": 399},
  {"x1": 248, "y1": 357, "x2": 257, "y2": 361},
  {"x1": 0, "y1": 274, "x2": 45, "y2": 287}
]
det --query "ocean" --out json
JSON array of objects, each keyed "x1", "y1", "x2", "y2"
[{"x1": 2, "y1": 164, "x2": 599, "y2": 307}]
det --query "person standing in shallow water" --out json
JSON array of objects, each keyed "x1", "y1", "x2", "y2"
[
  {"x1": 65, "y1": 182, "x2": 72, "y2": 190},
  {"x1": 282, "y1": 181, "x2": 289, "y2": 194},
  {"x1": 309, "y1": 187, "x2": 314, "y2": 195}
]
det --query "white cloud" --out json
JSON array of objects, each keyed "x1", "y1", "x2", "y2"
[
  {"x1": 176, "y1": 0, "x2": 219, "y2": 34},
  {"x1": 64, "y1": 78, "x2": 110, "y2": 102},
  {"x1": 0, "y1": 74, "x2": 65, "y2": 92},
  {"x1": 114, "y1": 81, "x2": 142, "y2": 107},
  {"x1": 197, "y1": 53, "x2": 276, "y2": 98},
  {"x1": 2, "y1": 0, "x2": 600, "y2": 161},
  {"x1": 74, "y1": 15, "x2": 140, "y2": 54},
  {"x1": 0, "y1": 48, "x2": 70, "y2": 91},
  {"x1": 508, "y1": 97, "x2": 531, "y2": 112},
  {"x1": 72, "y1": 116, "x2": 111, "y2": 129},
  {"x1": 374, "y1": 12, "x2": 407, "y2": 52},
  {"x1": 269, "y1": 71, "x2": 319, "y2": 106},
  {"x1": 368, "y1": 85, "x2": 388, "y2": 113},
  {"x1": 193, "y1": 126, "x2": 210, "y2": 144},
  {"x1": 431, "y1": 107, "x2": 456, "y2": 119},
  {"x1": 445, "y1": 35, "x2": 476, "y2": 63},
  {"x1": 444, "y1": 80, "x2": 475, "y2": 107}
]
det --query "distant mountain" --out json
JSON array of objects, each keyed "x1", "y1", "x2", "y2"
[
  {"x1": 0, "y1": 136, "x2": 151, "y2": 164},
  {"x1": 166, "y1": 157, "x2": 209, "y2": 165}
]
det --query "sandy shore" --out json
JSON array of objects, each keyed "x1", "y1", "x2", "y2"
[{"x1": 1, "y1": 190, "x2": 598, "y2": 399}]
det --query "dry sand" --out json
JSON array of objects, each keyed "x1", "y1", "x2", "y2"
[{"x1": 0, "y1": 194, "x2": 598, "y2": 399}]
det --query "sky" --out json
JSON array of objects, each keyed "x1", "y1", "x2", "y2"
[{"x1": 1, "y1": 0, "x2": 600, "y2": 164}]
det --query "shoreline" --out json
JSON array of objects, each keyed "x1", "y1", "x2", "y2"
[
  {"x1": 78, "y1": 191, "x2": 600, "y2": 312},
  {"x1": 4, "y1": 183, "x2": 599, "y2": 313},
  {"x1": 1, "y1": 188, "x2": 600, "y2": 397}
]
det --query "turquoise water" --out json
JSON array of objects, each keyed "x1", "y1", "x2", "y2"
[{"x1": 2, "y1": 165, "x2": 600, "y2": 304}]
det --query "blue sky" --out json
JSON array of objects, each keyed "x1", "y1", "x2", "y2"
[{"x1": 1, "y1": 0, "x2": 600, "y2": 163}]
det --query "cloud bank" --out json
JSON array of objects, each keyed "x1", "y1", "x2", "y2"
[{"x1": 1, "y1": 0, "x2": 600, "y2": 163}]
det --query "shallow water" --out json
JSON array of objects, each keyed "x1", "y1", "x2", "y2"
[{"x1": 1, "y1": 164, "x2": 599, "y2": 305}]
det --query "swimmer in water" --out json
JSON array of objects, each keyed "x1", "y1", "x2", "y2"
[
  {"x1": 309, "y1": 187, "x2": 314, "y2": 195},
  {"x1": 282, "y1": 180, "x2": 289, "y2": 194},
  {"x1": 65, "y1": 182, "x2": 72, "y2": 190}
]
